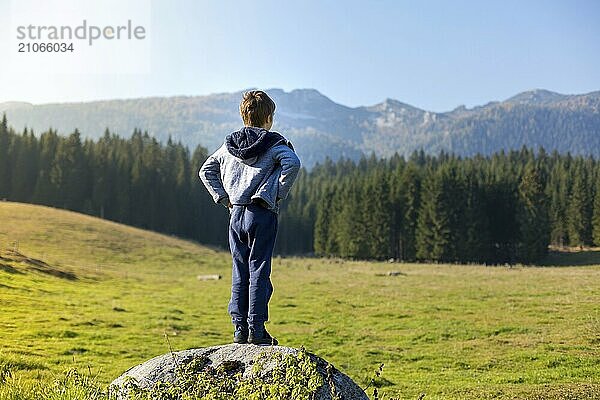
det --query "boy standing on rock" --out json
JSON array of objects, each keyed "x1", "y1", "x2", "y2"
[{"x1": 199, "y1": 90, "x2": 301, "y2": 345}]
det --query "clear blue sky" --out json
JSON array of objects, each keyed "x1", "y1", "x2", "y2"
[{"x1": 1, "y1": 0, "x2": 599, "y2": 111}]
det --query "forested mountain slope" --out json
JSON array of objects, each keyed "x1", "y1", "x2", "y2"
[{"x1": 2, "y1": 88, "x2": 599, "y2": 168}]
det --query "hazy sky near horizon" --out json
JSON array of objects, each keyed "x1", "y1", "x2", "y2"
[{"x1": 1, "y1": 0, "x2": 599, "y2": 111}]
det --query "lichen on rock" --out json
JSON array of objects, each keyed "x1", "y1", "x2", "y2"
[{"x1": 110, "y1": 344, "x2": 369, "y2": 399}]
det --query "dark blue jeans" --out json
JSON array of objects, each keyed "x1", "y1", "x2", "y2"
[{"x1": 228, "y1": 203, "x2": 278, "y2": 333}]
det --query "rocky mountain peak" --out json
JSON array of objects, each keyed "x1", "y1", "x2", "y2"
[{"x1": 505, "y1": 89, "x2": 565, "y2": 105}]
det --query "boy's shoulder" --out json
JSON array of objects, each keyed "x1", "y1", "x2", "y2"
[
  {"x1": 267, "y1": 131, "x2": 295, "y2": 152},
  {"x1": 212, "y1": 142, "x2": 228, "y2": 158}
]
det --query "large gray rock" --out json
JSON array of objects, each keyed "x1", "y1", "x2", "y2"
[{"x1": 110, "y1": 344, "x2": 369, "y2": 400}]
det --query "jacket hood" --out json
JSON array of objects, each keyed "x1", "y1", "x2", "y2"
[{"x1": 225, "y1": 126, "x2": 286, "y2": 160}]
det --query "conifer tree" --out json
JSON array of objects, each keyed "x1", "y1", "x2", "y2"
[
  {"x1": 314, "y1": 186, "x2": 334, "y2": 256},
  {"x1": 0, "y1": 114, "x2": 10, "y2": 199},
  {"x1": 90, "y1": 129, "x2": 114, "y2": 218},
  {"x1": 32, "y1": 130, "x2": 60, "y2": 205},
  {"x1": 50, "y1": 130, "x2": 88, "y2": 211},
  {"x1": 324, "y1": 185, "x2": 343, "y2": 256},
  {"x1": 112, "y1": 136, "x2": 133, "y2": 224},
  {"x1": 361, "y1": 170, "x2": 391, "y2": 259},
  {"x1": 567, "y1": 161, "x2": 592, "y2": 247},
  {"x1": 416, "y1": 167, "x2": 451, "y2": 262},
  {"x1": 336, "y1": 181, "x2": 367, "y2": 258},
  {"x1": 547, "y1": 161, "x2": 569, "y2": 247},
  {"x1": 516, "y1": 161, "x2": 550, "y2": 263},
  {"x1": 10, "y1": 129, "x2": 39, "y2": 202},
  {"x1": 462, "y1": 163, "x2": 491, "y2": 262},
  {"x1": 399, "y1": 163, "x2": 421, "y2": 261},
  {"x1": 592, "y1": 173, "x2": 600, "y2": 246},
  {"x1": 388, "y1": 163, "x2": 405, "y2": 260},
  {"x1": 190, "y1": 143, "x2": 228, "y2": 246}
]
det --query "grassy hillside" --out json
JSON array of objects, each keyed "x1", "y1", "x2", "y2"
[{"x1": 0, "y1": 202, "x2": 599, "y2": 399}]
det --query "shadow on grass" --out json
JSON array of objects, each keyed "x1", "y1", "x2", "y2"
[
  {"x1": 538, "y1": 247, "x2": 600, "y2": 267},
  {"x1": 0, "y1": 249, "x2": 77, "y2": 280}
]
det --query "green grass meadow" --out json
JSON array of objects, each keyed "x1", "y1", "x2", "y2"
[{"x1": 0, "y1": 202, "x2": 599, "y2": 399}]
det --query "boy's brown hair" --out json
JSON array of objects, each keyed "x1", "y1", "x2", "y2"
[{"x1": 240, "y1": 90, "x2": 276, "y2": 127}]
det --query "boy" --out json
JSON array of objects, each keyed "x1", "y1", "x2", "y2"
[{"x1": 199, "y1": 90, "x2": 301, "y2": 345}]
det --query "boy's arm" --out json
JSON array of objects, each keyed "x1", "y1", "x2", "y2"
[
  {"x1": 271, "y1": 143, "x2": 301, "y2": 202},
  {"x1": 199, "y1": 149, "x2": 230, "y2": 207}
]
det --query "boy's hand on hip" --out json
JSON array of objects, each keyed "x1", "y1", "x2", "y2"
[
  {"x1": 219, "y1": 197, "x2": 233, "y2": 209},
  {"x1": 254, "y1": 198, "x2": 270, "y2": 209}
]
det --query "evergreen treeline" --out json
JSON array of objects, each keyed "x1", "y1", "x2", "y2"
[
  {"x1": 1, "y1": 115, "x2": 599, "y2": 264},
  {"x1": 285, "y1": 149, "x2": 600, "y2": 264},
  {"x1": 0, "y1": 115, "x2": 228, "y2": 247}
]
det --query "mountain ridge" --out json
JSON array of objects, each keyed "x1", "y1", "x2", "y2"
[
  {"x1": 1, "y1": 88, "x2": 599, "y2": 167},
  {"x1": 6, "y1": 87, "x2": 599, "y2": 111}
]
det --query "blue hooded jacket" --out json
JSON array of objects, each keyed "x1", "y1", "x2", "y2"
[{"x1": 199, "y1": 127, "x2": 301, "y2": 214}]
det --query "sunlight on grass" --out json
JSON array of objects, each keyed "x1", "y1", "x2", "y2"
[{"x1": 0, "y1": 202, "x2": 599, "y2": 399}]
